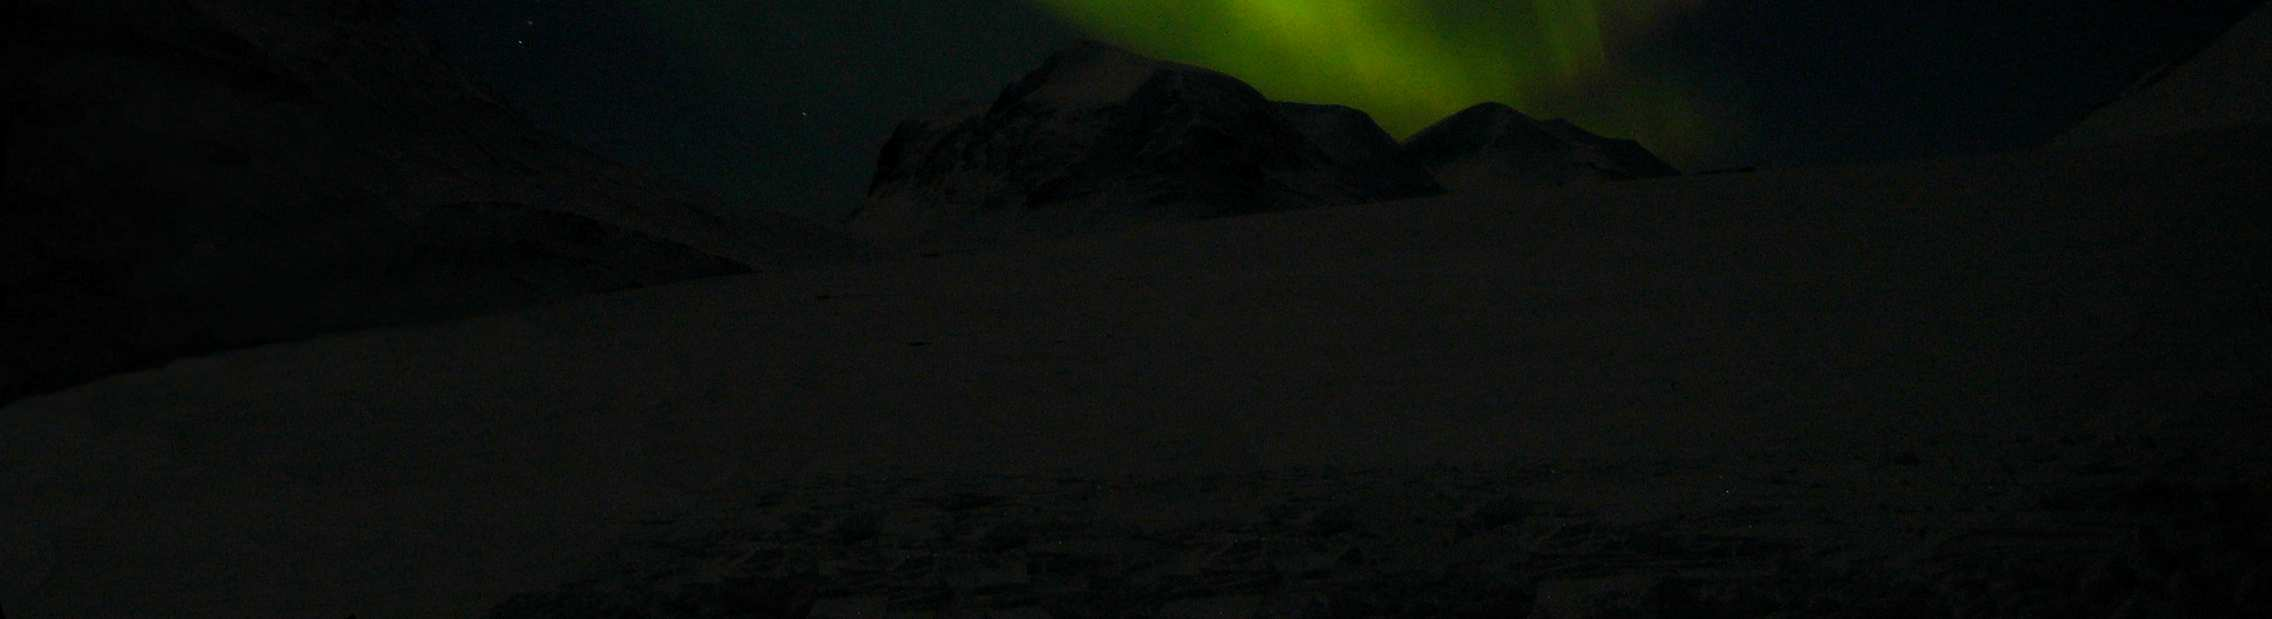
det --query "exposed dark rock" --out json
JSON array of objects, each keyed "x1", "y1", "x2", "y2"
[
  {"x1": 483, "y1": 466, "x2": 2272, "y2": 619},
  {"x1": 1275, "y1": 102, "x2": 1442, "y2": 194},
  {"x1": 847, "y1": 41, "x2": 1443, "y2": 250},
  {"x1": 1, "y1": 0, "x2": 866, "y2": 405},
  {"x1": 1399, "y1": 102, "x2": 1679, "y2": 192}
]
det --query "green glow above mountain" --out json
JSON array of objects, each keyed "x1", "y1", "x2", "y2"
[{"x1": 1026, "y1": 0, "x2": 1710, "y2": 163}]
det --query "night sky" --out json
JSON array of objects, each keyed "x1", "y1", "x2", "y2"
[{"x1": 396, "y1": 1, "x2": 2264, "y2": 223}]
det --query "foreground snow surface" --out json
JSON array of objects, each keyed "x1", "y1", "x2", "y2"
[{"x1": 4, "y1": 127, "x2": 2269, "y2": 617}]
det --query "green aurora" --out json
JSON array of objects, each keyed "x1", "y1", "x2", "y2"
[
  {"x1": 1026, "y1": 0, "x2": 1718, "y2": 167},
  {"x1": 628, "y1": 0, "x2": 1726, "y2": 175}
]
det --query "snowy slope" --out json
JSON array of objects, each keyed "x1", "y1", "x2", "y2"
[{"x1": 5, "y1": 120, "x2": 2268, "y2": 617}]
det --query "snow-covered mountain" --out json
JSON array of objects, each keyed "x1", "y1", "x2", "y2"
[
  {"x1": 848, "y1": 41, "x2": 1443, "y2": 251},
  {"x1": 1399, "y1": 102, "x2": 1680, "y2": 193},
  {"x1": 2, "y1": 0, "x2": 868, "y2": 404},
  {"x1": 849, "y1": 42, "x2": 1686, "y2": 251},
  {"x1": 2058, "y1": 2, "x2": 2272, "y2": 144}
]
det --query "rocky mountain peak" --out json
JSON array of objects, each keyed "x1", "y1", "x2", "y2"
[
  {"x1": 850, "y1": 41, "x2": 1443, "y2": 250},
  {"x1": 1399, "y1": 102, "x2": 1679, "y2": 192},
  {"x1": 988, "y1": 40, "x2": 1252, "y2": 110}
]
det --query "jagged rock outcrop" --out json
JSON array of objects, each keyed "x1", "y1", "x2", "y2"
[
  {"x1": 1399, "y1": 102, "x2": 1679, "y2": 193},
  {"x1": 1, "y1": 0, "x2": 866, "y2": 404},
  {"x1": 1274, "y1": 102, "x2": 1445, "y2": 195},
  {"x1": 847, "y1": 41, "x2": 1443, "y2": 250},
  {"x1": 2058, "y1": 3, "x2": 2272, "y2": 144}
]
